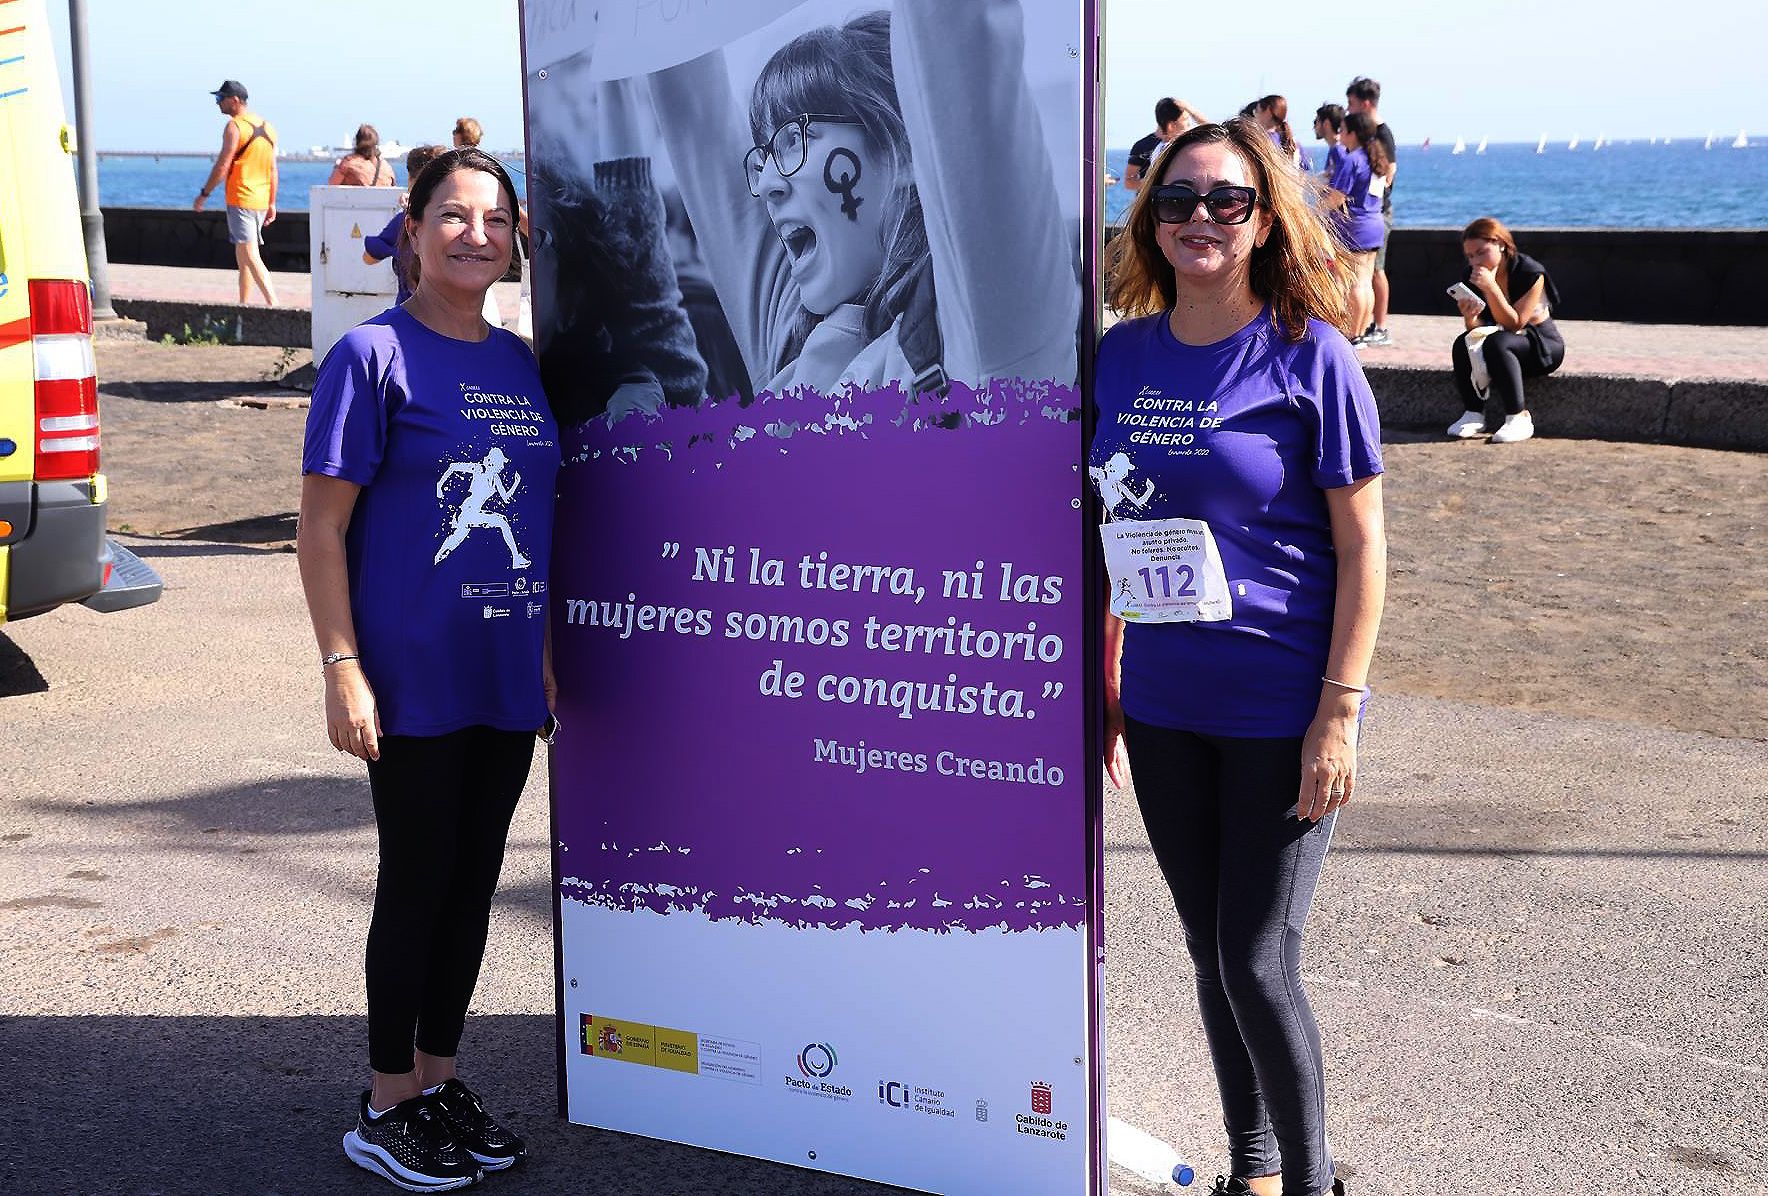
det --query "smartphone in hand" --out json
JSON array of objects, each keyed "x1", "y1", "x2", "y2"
[{"x1": 1446, "y1": 281, "x2": 1486, "y2": 311}]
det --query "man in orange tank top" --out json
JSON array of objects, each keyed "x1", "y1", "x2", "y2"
[{"x1": 194, "y1": 80, "x2": 280, "y2": 306}]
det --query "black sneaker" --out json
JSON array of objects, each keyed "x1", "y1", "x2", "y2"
[
  {"x1": 428, "y1": 1078, "x2": 526, "y2": 1171},
  {"x1": 342, "y1": 1091, "x2": 482, "y2": 1192},
  {"x1": 1362, "y1": 326, "x2": 1392, "y2": 347},
  {"x1": 1205, "y1": 1178, "x2": 1254, "y2": 1195}
]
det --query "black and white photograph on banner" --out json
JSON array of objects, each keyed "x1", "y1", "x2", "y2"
[{"x1": 524, "y1": 0, "x2": 1084, "y2": 426}]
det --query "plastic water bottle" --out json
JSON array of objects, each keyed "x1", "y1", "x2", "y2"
[{"x1": 1107, "y1": 1115, "x2": 1196, "y2": 1187}]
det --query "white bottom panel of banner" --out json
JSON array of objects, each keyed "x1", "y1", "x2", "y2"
[{"x1": 559, "y1": 903, "x2": 1092, "y2": 1194}]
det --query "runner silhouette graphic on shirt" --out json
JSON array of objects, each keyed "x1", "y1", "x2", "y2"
[
  {"x1": 434, "y1": 446, "x2": 530, "y2": 568},
  {"x1": 1090, "y1": 452, "x2": 1154, "y2": 518}
]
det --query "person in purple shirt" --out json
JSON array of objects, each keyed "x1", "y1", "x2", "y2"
[
  {"x1": 299, "y1": 148, "x2": 557, "y2": 1192},
  {"x1": 1096, "y1": 117, "x2": 1386, "y2": 1196},
  {"x1": 361, "y1": 144, "x2": 445, "y2": 305},
  {"x1": 1324, "y1": 112, "x2": 1390, "y2": 346}
]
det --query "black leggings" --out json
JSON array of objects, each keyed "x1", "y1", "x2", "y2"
[
  {"x1": 1124, "y1": 717, "x2": 1338, "y2": 1196},
  {"x1": 364, "y1": 726, "x2": 534, "y2": 1075},
  {"x1": 1452, "y1": 325, "x2": 1565, "y2": 417}
]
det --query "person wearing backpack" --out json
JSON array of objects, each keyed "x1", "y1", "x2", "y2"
[{"x1": 195, "y1": 79, "x2": 280, "y2": 306}]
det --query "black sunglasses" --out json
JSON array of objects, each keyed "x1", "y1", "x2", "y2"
[{"x1": 1151, "y1": 184, "x2": 1259, "y2": 225}]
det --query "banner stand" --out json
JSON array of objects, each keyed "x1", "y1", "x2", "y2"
[{"x1": 523, "y1": 2, "x2": 1104, "y2": 1190}]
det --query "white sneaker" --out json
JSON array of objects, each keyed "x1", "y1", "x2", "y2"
[
  {"x1": 1446, "y1": 410, "x2": 1487, "y2": 439},
  {"x1": 1489, "y1": 410, "x2": 1535, "y2": 443}
]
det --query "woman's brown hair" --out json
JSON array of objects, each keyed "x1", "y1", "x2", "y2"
[
  {"x1": 1341, "y1": 112, "x2": 1390, "y2": 174},
  {"x1": 352, "y1": 123, "x2": 380, "y2": 160},
  {"x1": 1461, "y1": 216, "x2": 1518, "y2": 262},
  {"x1": 453, "y1": 116, "x2": 483, "y2": 148},
  {"x1": 1106, "y1": 118, "x2": 1346, "y2": 341},
  {"x1": 1462, "y1": 216, "x2": 1519, "y2": 291}
]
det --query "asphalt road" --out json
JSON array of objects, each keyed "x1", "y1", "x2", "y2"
[{"x1": 3, "y1": 538, "x2": 1763, "y2": 1196}]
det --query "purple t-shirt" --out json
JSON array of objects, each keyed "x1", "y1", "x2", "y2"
[
  {"x1": 302, "y1": 307, "x2": 560, "y2": 736},
  {"x1": 1090, "y1": 310, "x2": 1383, "y2": 737},
  {"x1": 362, "y1": 212, "x2": 413, "y2": 305},
  {"x1": 1328, "y1": 146, "x2": 1384, "y2": 251}
]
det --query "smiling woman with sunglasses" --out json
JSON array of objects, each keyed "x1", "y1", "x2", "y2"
[{"x1": 1093, "y1": 118, "x2": 1386, "y2": 1196}]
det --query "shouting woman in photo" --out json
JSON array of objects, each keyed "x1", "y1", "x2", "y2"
[{"x1": 648, "y1": 0, "x2": 1078, "y2": 399}]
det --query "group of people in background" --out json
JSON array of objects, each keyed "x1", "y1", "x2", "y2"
[
  {"x1": 1120, "y1": 76, "x2": 1563, "y2": 442},
  {"x1": 329, "y1": 114, "x2": 485, "y2": 190},
  {"x1": 194, "y1": 77, "x2": 494, "y2": 310}
]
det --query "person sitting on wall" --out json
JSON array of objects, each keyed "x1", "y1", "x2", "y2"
[{"x1": 1447, "y1": 216, "x2": 1565, "y2": 444}]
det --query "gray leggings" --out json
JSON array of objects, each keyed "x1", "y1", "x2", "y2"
[{"x1": 1124, "y1": 717, "x2": 1338, "y2": 1196}]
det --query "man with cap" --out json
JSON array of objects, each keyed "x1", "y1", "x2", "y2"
[{"x1": 194, "y1": 80, "x2": 280, "y2": 306}]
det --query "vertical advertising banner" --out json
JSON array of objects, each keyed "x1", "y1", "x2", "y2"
[{"x1": 523, "y1": 1, "x2": 1099, "y2": 1192}]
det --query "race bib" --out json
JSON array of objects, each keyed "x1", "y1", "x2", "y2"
[{"x1": 1100, "y1": 517, "x2": 1233, "y2": 624}]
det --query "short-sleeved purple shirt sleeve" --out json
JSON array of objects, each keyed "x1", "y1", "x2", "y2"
[
  {"x1": 302, "y1": 307, "x2": 560, "y2": 737},
  {"x1": 1088, "y1": 311, "x2": 1382, "y2": 736},
  {"x1": 305, "y1": 327, "x2": 392, "y2": 486}
]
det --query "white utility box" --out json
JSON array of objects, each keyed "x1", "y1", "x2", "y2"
[{"x1": 309, "y1": 184, "x2": 402, "y2": 361}]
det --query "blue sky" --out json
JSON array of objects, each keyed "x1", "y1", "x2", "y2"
[{"x1": 43, "y1": 0, "x2": 1768, "y2": 152}]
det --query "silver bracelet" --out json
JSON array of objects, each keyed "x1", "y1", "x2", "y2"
[
  {"x1": 321, "y1": 652, "x2": 360, "y2": 669},
  {"x1": 1321, "y1": 674, "x2": 1367, "y2": 694}
]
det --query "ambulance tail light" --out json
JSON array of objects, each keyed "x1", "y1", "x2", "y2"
[{"x1": 29, "y1": 280, "x2": 101, "y2": 482}]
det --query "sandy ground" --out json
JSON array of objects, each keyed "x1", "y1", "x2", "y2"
[{"x1": 92, "y1": 340, "x2": 1768, "y2": 742}]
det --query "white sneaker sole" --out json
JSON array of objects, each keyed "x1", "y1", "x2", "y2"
[
  {"x1": 470, "y1": 1149, "x2": 519, "y2": 1171},
  {"x1": 343, "y1": 1130, "x2": 480, "y2": 1192}
]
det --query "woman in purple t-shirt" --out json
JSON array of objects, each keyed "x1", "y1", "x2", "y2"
[
  {"x1": 1095, "y1": 118, "x2": 1386, "y2": 1196},
  {"x1": 1323, "y1": 113, "x2": 1390, "y2": 346},
  {"x1": 299, "y1": 149, "x2": 557, "y2": 1191}
]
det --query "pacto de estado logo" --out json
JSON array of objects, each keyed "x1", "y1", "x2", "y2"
[{"x1": 797, "y1": 1042, "x2": 838, "y2": 1078}]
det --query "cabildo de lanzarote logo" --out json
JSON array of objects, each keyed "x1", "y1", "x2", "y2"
[
  {"x1": 786, "y1": 1042, "x2": 851, "y2": 1101},
  {"x1": 1017, "y1": 1081, "x2": 1067, "y2": 1142}
]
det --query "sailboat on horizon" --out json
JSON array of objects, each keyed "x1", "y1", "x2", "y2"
[
  {"x1": 1451, "y1": 135, "x2": 1466, "y2": 155},
  {"x1": 1535, "y1": 134, "x2": 1546, "y2": 154},
  {"x1": 1475, "y1": 136, "x2": 1488, "y2": 154},
  {"x1": 1567, "y1": 135, "x2": 1580, "y2": 150},
  {"x1": 1593, "y1": 134, "x2": 1607, "y2": 151},
  {"x1": 1421, "y1": 136, "x2": 1432, "y2": 151},
  {"x1": 1705, "y1": 132, "x2": 1715, "y2": 149},
  {"x1": 1734, "y1": 129, "x2": 1750, "y2": 149}
]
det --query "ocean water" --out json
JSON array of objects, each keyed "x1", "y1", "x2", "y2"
[
  {"x1": 1105, "y1": 139, "x2": 1768, "y2": 228},
  {"x1": 92, "y1": 155, "x2": 529, "y2": 211},
  {"x1": 94, "y1": 141, "x2": 1767, "y2": 228}
]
